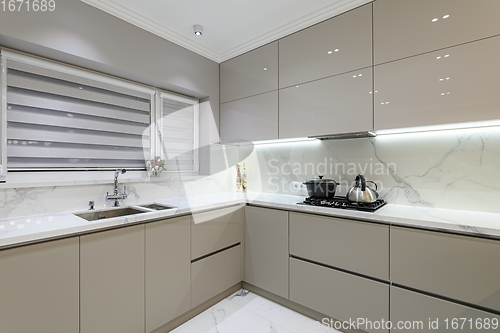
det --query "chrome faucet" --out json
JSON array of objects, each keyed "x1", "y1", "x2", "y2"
[{"x1": 106, "y1": 169, "x2": 128, "y2": 207}]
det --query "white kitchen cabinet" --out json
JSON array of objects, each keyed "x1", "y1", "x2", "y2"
[
  {"x1": 375, "y1": 35, "x2": 500, "y2": 131},
  {"x1": 0, "y1": 238, "x2": 79, "y2": 333},
  {"x1": 220, "y1": 42, "x2": 278, "y2": 103},
  {"x1": 146, "y1": 216, "x2": 191, "y2": 332},
  {"x1": 279, "y1": 67, "x2": 373, "y2": 139},
  {"x1": 374, "y1": 0, "x2": 500, "y2": 65},
  {"x1": 244, "y1": 206, "x2": 289, "y2": 299},
  {"x1": 391, "y1": 226, "x2": 500, "y2": 312},
  {"x1": 279, "y1": 3, "x2": 372, "y2": 88},
  {"x1": 80, "y1": 225, "x2": 145, "y2": 333}
]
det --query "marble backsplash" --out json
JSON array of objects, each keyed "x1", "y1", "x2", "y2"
[{"x1": 238, "y1": 126, "x2": 500, "y2": 214}]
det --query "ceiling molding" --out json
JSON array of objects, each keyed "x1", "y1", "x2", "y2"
[{"x1": 81, "y1": 0, "x2": 373, "y2": 63}]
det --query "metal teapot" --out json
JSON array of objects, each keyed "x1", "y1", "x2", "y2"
[{"x1": 347, "y1": 174, "x2": 379, "y2": 203}]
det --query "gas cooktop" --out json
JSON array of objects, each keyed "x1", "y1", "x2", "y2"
[{"x1": 298, "y1": 196, "x2": 387, "y2": 213}]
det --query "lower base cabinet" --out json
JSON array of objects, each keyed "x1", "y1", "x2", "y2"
[
  {"x1": 391, "y1": 287, "x2": 500, "y2": 333},
  {"x1": 146, "y1": 217, "x2": 191, "y2": 332},
  {"x1": 0, "y1": 238, "x2": 79, "y2": 333},
  {"x1": 80, "y1": 225, "x2": 145, "y2": 333},
  {"x1": 191, "y1": 245, "x2": 242, "y2": 307},
  {"x1": 290, "y1": 258, "x2": 389, "y2": 333}
]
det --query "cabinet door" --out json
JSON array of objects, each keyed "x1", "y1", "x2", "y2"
[
  {"x1": 220, "y1": 91, "x2": 278, "y2": 143},
  {"x1": 391, "y1": 226, "x2": 500, "y2": 312},
  {"x1": 290, "y1": 258, "x2": 389, "y2": 333},
  {"x1": 375, "y1": 36, "x2": 500, "y2": 131},
  {"x1": 244, "y1": 206, "x2": 289, "y2": 299},
  {"x1": 80, "y1": 225, "x2": 145, "y2": 333},
  {"x1": 290, "y1": 212, "x2": 389, "y2": 280},
  {"x1": 191, "y1": 206, "x2": 243, "y2": 259},
  {"x1": 220, "y1": 42, "x2": 278, "y2": 103},
  {"x1": 279, "y1": 3, "x2": 372, "y2": 88},
  {"x1": 279, "y1": 67, "x2": 372, "y2": 139},
  {"x1": 191, "y1": 245, "x2": 242, "y2": 307},
  {"x1": 0, "y1": 238, "x2": 79, "y2": 333},
  {"x1": 391, "y1": 287, "x2": 500, "y2": 333},
  {"x1": 374, "y1": 0, "x2": 500, "y2": 65},
  {"x1": 146, "y1": 217, "x2": 190, "y2": 332}
]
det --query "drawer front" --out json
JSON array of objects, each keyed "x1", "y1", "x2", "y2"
[
  {"x1": 279, "y1": 67, "x2": 373, "y2": 139},
  {"x1": 290, "y1": 258, "x2": 389, "y2": 333},
  {"x1": 279, "y1": 3, "x2": 372, "y2": 88},
  {"x1": 191, "y1": 245, "x2": 242, "y2": 307},
  {"x1": 375, "y1": 36, "x2": 500, "y2": 131},
  {"x1": 220, "y1": 41, "x2": 278, "y2": 103},
  {"x1": 290, "y1": 212, "x2": 389, "y2": 280},
  {"x1": 391, "y1": 287, "x2": 500, "y2": 333},
  {"x1": 244, "y1": 206, "x2": 289, "y2": 299},
  {"x1": 191, "y1": 206, "x2": 243, "y2": 259},
  {"x1": 374, "y1": 0, "x2": 500, "y2": 64},
  {"x1": 391, "y1": 226, "x2": 500, "y2": 312}
]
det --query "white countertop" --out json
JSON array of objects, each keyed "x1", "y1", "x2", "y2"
[{"x1": 1, "y1": 192, "x2": 499, "y2": 249}]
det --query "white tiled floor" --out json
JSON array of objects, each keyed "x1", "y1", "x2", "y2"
[{"x1": 170, "y1": 290, "x2": 341, "y2": 333}]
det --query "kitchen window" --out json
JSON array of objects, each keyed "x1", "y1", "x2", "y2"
[{"x1": 0, "y1": 50, "x2": 200, "y2": 183}]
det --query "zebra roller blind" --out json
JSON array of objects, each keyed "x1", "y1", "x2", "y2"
[
  {"x1": 5, "y1": 59, "x2": 152, "y2": 170},
  {"x1": 160, "y1": 93, "x2": 199, "y2": 172}
]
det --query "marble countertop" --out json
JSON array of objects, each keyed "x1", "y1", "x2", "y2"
[{"x1": 1, "y1": 192, "x2": 499, "y2": 250}]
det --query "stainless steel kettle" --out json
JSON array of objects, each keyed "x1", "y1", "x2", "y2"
[{"x1": 347, "y1": 174, "x2": 379, "y2": 203}]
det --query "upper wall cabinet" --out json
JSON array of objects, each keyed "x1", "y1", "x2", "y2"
[
  {"x1": 279, "y1": 67, "x2": 372, "y2": 139},
  {"x1": 375, "y1": 35, "x2": 500, "y2": 131},
  {"x1": 220, "y1": 42, "x2": 278, "y2": 103},
  {"x1": 374, "y1": 0, "x2": 500, "y2": 65},
  {"x1": 279, "y1": 4, "x2": 372, "y2": 89}
]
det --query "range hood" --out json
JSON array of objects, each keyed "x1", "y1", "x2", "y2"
[{"x1": 309, "y1": 131, "x2": 377, "y2": 141}]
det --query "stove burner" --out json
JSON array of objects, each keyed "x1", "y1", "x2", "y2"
[{"x1": 299, "y1": 196, "x2": 387, "y2": 212}]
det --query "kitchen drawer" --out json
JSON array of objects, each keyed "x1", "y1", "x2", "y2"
[
  {"x1": 279, "y1": 3, "x2": 372, "y2": 88},
  {"x1": 220, "y1": 41, "x2": 278, "y2": 103},
  {"x1": 279, "y1": 68, "x2": 373, "y2": 139},
  {"x1": 391, "y1": 287, "x2": 500, "y2": 333},
  {"x1": 290, "y1": 258, "x2": 389, "y2": 333},
  {"x1": 290, "y1": 212, "x2": 389, "y2": 280},
  {"x1": 374, "y1": 0, "x2": 500, "y2": 65},
  {"x1": 391, "y1": 226, "x2": 500, "y2": 312},
  {"x1": 191, "y1": 206, "x2": 242, "y2": 259},
  {"x1": 375, "y1": 36, "x2": 500, "y2": 131},
  {"x1": 191, "y1": 245, "x2": 242, "y2": 307}
]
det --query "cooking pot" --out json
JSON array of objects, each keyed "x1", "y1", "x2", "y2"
[
  {"x1": 303, "y1": 176, "x2": 337, "y2": 198},
  {"x1": 347, "y1": 174, "x2": 379, "y2": 203}
]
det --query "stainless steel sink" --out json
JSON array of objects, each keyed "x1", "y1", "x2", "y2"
[
  {"x1": 74, "y1": 207, "x2": 147, "y2": 221},
  {"x1": 138, "y1": 203, "x2": 176, "y2": 211}
]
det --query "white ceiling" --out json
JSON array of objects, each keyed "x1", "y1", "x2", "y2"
[{"x1": 81, "y1": 0, "x2": 372, "y2": 63}]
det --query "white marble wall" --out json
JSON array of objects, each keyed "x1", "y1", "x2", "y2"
[{"x1": 238, "y1": 127, "x2": 500, "y2": 213}]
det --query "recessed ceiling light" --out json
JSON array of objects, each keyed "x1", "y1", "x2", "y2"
[
  {"x1": 358, "y1": 74, "x2": 362, "y2": 77},
  {"x1": 444, "y1": 54, "x2": 449, "y2": 57},
  {"x1": 443, "y1": 14, "x2": 450, "y2": 19},
  {"x1": 439, "y1": 78, "x2": 444, "y2": 81},
  {"x1": 328, "y1": 51, "x2": 333, "y2": 54},
  {"x1": 437, "y1": 56, "x2": 441, "y2": 59},
  {"x1": 432, "y1": 18, "x2": 438, "y2": 22},
  {"x1": 194, "y1": 24, "x2": 203, "y2": 36},
  {"x1": 264, "y1": 68, "x2": 267, "y2": 71},
  {"x1": 334, "y1": 49, "x2": 339, "y2": 52}
]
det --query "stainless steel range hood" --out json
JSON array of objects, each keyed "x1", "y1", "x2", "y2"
[{"x1": 309, "y1": 131, "x2": 377, "y2": 141}]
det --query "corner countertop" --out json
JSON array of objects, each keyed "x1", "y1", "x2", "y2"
[{"x1": 1, "y1": 192, "x2": 499, "y2": 250}]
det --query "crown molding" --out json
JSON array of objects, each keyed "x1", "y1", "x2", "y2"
[{"x1": 81, "y1": 0, "x2": 373, "y2": 64}]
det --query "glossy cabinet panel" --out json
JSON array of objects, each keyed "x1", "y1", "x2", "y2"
[
  {"x1": 374, "y1": 0, "x2": 500, "y2": 65},
  {"x1": 191, "y1": 206, "x2": 242, "y2": 259},
  {"x1": 191, "y1": 245, "x2": 242, "y2": 308},
  {"x1": 0, "y1": 238, "x2": 79, "y2": 333},
  {"x1": 290, "y1": 258, "x2": 389, "y2": 333},
  {"x1": 80, "y1": 225, "x2": 145, "y2": 333},
  {"x1": 375, "y1": 36, "x2": 500, "y2": 131},
  {"x1": 290, "y1": 212, "x2": 389, "y2": 280},
  {"x1": 391, "y1": 287, "x2": 500, "y2": 333},
  {"x1": 244, "y1": 206, "x2": 289, "y2": 299},
  {"x1": 220, "y1": 91, "x2": 278, "y2": 143},
  {"x1": 220, "y1": 42, "x2": 278, "y2": 103},
  {"x1": 279, "y1": 67, "x2": 373, "y2": 139},
  {"x1": 146, "y1": 217, "x2": 190, "y2": 332},
  {"x1": 391, "y1": 226, "x2": 500, "y2": 312},
  {"x1": 279, "y1": 4, "x2": 372, "y2": 88}
]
